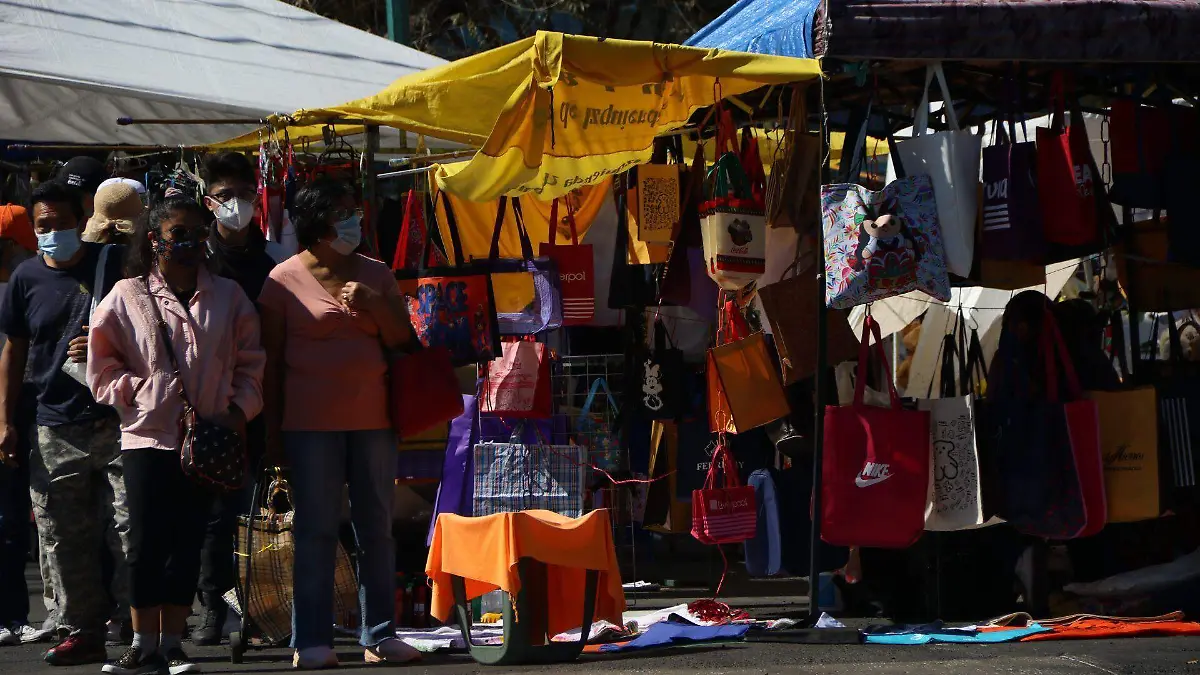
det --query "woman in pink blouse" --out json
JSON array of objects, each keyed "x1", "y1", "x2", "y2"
[
  {"x1": 257, "y1": 178, "x2": 418, "y2": 669},
  {"x1": 88, "y1": 196, "x2": 264, "y2": 675}
]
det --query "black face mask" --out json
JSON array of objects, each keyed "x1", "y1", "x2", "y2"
[{"x1": 152, "y1": 233, "x2": 205, "y2": 267}]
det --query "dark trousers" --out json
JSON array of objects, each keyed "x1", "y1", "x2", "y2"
[
  {"x1": 0, "y1": 389, "x2": 38, "y2": 625},
  {"x1": 123, "y1": 449, "x2": 210, "y2": 609}
]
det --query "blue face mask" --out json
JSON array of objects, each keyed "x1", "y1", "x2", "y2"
[
  {"x1": 330, "y1": 214, "x2": 362, "y2": 255},
  {"x1": 37, "y1": 228, "x2": 82, "y2": 262}
]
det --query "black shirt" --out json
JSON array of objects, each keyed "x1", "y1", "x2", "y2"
[
  {"x1": 207, "y1": 222, "x2": 277, "y2": 308},
  {"x1": 0, "y1": 242, "x2": 125, "y2": 426}
]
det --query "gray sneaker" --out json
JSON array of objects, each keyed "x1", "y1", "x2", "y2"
[{"x1": 12, "y1": 623, "x2": 52, "y2": 644}]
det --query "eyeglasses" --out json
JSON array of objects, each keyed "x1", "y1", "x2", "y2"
[
  {"x1": 209, "y1": 188, "x2": 258, "y2": 202},
  {"x1": 332, "y1": 208, "x2": 363, "y2": 222}
]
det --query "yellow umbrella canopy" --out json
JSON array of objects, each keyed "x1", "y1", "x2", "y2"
[{"x1": 216, "y1": 31, "x2": 821, "y2": 201}]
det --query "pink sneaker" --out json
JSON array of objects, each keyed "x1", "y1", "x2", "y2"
[{"x1": 364, "y1": 638, "x2": 420, "y2": 664}]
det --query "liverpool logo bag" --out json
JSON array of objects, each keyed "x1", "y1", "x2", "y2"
[
  {"x1": 821, "y1": 314, "x2": 930, "y2": 548},
  {"x1": 538, "y1": 197, "x2": 594, "y2": 325},
  {"x1": 691, "y1": 442, "x2": 757, "y2": 545}
]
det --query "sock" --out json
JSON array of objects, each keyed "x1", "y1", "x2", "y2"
[
  {"x1": 132, "y1": 631, "x2": 158, "y2": 658},
  {"x1": 159, "y1": 633, "x2": 181, "y2": 654}
]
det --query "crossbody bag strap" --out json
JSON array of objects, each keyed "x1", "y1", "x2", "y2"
[{"x1": 142, "y1": 277, "x2": 193, "y2": 410}]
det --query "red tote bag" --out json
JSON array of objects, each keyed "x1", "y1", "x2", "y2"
[
  {"x1": 1041, "y1": 308, "x2": 1107, "y2": 537},
  {"x1": 1036, "y1": 73, "x2": 1109, "y2": 248},
  {"x1": 389, "y1": 345, "x2": 464, "y2": 439},
  {"x1": 821, "y1": 315, "x2": 930, "y2": 548},
  {"x1": 481, "y1": 339, "x2": 553, "y2": 419},
  {"x1": 538, "y1": 198, "x2": 595, "y2": 326},
  {"x1": 691, "y1": 442, "x2": 757, "y2": 545}
]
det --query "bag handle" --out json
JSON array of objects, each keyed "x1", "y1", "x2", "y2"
[
  {"x1": 434, "y1": 190, "x2": 468, "y2": 268},
  {"x1": 720, "y1": 299, "x2": 753, "y2": 344},
  {"x1": 548, "y1": 196, "x2": 580, "y2": 247},
  {"x1": 914, "y1": 63, "x2": 961, "y2": 135},
  {"x1": 966, "y1": 324, "x2": 989, "y2": 396},
  {"x1": 739, "y1": 126, "x2": 767, "y2": 202},
  {"x1": 653, "y1": 318, "x2": 676, "y2": 354},
  {"x1": 855, "y1": 314, "x2": 901, "y2": 409},
  {"x1": 488, "y1": 196, "x2": 536, "y2": 263},
  {"x1": 1040, "y1": 306, "x2": 1083, "y2": 402},
  {"x1": 1109, "y1": 310, "x2": 1131, "y2": 382},
  {"x1": 702, "y1": 442, "x2": 742, "y2": 491},
  {"x1": 580, "y1": 377, "x2": 619, "y2": 419},
  {"x1": 392, "y1": 189, "x2": 418, "y2": 272}
]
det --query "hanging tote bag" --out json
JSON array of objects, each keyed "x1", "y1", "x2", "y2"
[
  {"x1": 821, "y1": 315, "x2": 930, "y2": 548},
  {"x1": 1035, "y1": 73, "x2": 1111, "y2": 249},
  {"x1": 1155, "y1": 317, "x2": 1200, "y2": 509},
  {"x1": 821, "y1": 172, "x2": 951, "y2": 309},
  {"x1": 980, "y1": 308, "x2": 1098, "y2": 539},
  {"x1": 886, "y1": 63, "x2": 981, "y2": 277},
  {"x1": 758, "y1": 249, "x2": 860, "y2": 385},
  {"x1": 1109, "y1": 99, "x2": 1200, "y2": 209},
  {"x1": 981, "y1": 116, "x2": 1045, "y2": 262},
  {"x1": 707, "y1": 301, "x2": 791, "y2": 435},
  {"x1": 471, "y1": 441, "x2": 586, "y2": 517},
  {"x1": 400, "y1": 191, "x2": 502, "y2": 366},
  {"x1": 388, "y1": 343, "x2": 464, "y2": 438},
  {"x1": 538, "y1": 197, "x2": 594, "y2": 325},
  {"x1": 917, "y1": 322, "x2": 986, "y2": 531},
  {"x1": 481, "y1": 339, "x2": 552, "y2": 419},
  {"x1": 484, "y1": 197, "x2": 562, "y2": 335},
  {"x1": 575, "y1": 377, "x2": 621, "y2": 472},
  {"x1": 701, "y1": 106, "x2": 767, "y2": 290},
  {"x1": 1086, "y1": 386, "x2": 1160, "y2": 523},
  {"x1": 744, "y1": 468, "x2": 783, "y2": 577},
  {"x1": 637, "y1": 319, "x2": 685, "y2": 420},
  {"x1": 691, "y1": 442, "x2": 758, "y2": 545}
]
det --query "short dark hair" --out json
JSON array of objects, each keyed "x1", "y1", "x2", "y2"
[
  {"x1": 125, "y1": 195, "x2": 211, "y2": 278},
  {"x1": 292, "y1": 177, "x2": 353, "y2": 250},
  {"x1": 31, "y1": 181, "x2": 84, "y2": 221},
  {"x1": 201, "y1": 152, "x2": 256, "y2": 192}
]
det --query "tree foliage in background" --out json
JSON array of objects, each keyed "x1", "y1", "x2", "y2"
[{"x1": 285, "y1": 0, "x2": 729, "y2": 60}]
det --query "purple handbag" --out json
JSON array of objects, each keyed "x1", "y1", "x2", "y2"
[
  {"x1": 426, "y1": 395, "x2": 478, "y2": 546},
  {"x1": 981, "y1": 117, "x2": 1045, "y2": 261}
]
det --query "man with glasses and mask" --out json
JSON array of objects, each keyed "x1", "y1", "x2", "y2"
[
  {"x1": 0, "y1": 182, "x2": 127, "y2": 666},
  {"x1": 193, "y1": 152, "x2": 275, "y2": 646}
]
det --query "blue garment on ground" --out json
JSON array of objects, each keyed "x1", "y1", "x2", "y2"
[
  {"x1": 598, "y1": 621, "x2": 749, "y2": 652},
  {"x1": 864, "y1": 624, "x2": 1051, "y2": 645},
  {"x1": 685, "y1": 0, "x2": 822, "y2": 59}
]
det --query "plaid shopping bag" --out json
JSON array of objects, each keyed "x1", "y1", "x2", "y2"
[{"x1": 471, "y1": 442, "x2": 586, "y2": 517}]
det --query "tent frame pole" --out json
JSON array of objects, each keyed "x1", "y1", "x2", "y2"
[{"x1": 808, "y1": 81, "x2": 830, "y2": 623}]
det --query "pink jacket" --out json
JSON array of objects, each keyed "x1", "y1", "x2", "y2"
[{"x1": 88, "y1": 268, "x2": 265, "y2": 451}]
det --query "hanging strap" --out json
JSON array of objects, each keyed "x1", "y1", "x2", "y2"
[
  {"x1": 966, "y1": 325, "x2": 989, "y2": 395},
  {"x1": 653, "y1": 318, "x2": 676, "y2": 355},
  {"x1": 914, "y1": 62, "x2": 961, "y2": 136},
  {"x1": 580, "y1": 377, "x2": 620, "y2": 418},
  {"x1": 487, "y1": 196, "x2": 536, "y2": 263},
  {"x1": 1040, "y1": 306, "x2": 1083, "y2": 403},
  {"x1": 856, "y1": 314, "x2": 902, "y2": 409},
  {"x1": 548, "y1": 196, "x2": 581, "y2": 247},
  {"x1": 1109, "y1": 310, "x2": 1131, "y2": 382},
  {"x1": 141, "y1": 277, "x2": 194, "y2": 411},
  {"x1": 434, "y1": 190, "x2": 467, "y2": 268}
]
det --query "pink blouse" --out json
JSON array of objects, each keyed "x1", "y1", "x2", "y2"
[{"x1": 257, "y1": 254, "x2": 400, "y2": 432}]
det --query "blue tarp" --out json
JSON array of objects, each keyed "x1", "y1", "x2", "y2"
[{"x1": 684, "y1": 0, "x2": 821, "y2": 59}]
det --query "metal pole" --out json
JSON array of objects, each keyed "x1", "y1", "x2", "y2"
[
  {"x1": 808, "y1": 81, "x2": 830, "y2": 622},
  {"x1": 385, "y1": 0, "x2": 410, "y2": 45},
  {"x1": 363, "y1": 124, "x2": 381, "y2": 257},
  {"x1": 116, "y1": 117, "x2": 267, "y2": 126}
]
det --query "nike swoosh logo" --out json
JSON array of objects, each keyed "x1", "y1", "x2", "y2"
[{"x1": 855, "y1": 474, "x2": 892, "y2": 488}]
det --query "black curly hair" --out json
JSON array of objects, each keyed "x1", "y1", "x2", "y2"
[{"x1": 125, "y1": 195, "x2": 211, "y2": 278}]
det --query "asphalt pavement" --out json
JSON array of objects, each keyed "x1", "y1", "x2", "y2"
[{"x1": 4, "y1": 565, "x2": 1200, "y2": 674}]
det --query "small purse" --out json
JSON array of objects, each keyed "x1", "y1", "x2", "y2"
[{"x1": 143, "y1": 278, "x2": 245, "y2": 491}]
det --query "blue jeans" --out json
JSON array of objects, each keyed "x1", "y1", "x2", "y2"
[{"x1": 285, "y1": 429, "x2": 395, "y2": 650}]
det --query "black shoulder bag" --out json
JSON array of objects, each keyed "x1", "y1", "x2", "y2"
[{"x1": 143, "y1": 278, "x2": 246, "y2": 491}]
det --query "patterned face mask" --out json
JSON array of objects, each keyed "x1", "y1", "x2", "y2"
[{"x1": 152, "y1": 232, "x2": 205, "y2": 267}]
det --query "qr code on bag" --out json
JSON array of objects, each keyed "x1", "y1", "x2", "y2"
[{"x1": 638, "y1": 167, "x2": 679, "y2": 238}]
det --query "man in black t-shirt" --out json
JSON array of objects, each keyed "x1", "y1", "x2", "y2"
[{"x1": 0, "y1": 182, "x2": 127, "y2": 667}]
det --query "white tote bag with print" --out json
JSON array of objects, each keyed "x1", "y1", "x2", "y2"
[
  {"x1": 918, "y1": 395, "x2": 985, "y2": 531},
  {"x1": 887, "y1": 63, "x2": 981, "y2": 277}
]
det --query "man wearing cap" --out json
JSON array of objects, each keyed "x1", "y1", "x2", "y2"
[
  {"x1": 0, "y1": 182, "x2": 127, "y2": 666},
  {"x1": 57, "y1": 157, "x2": 108, "y2": 219},
  {"x1": 0, "y1": 204, "x2": 50, "y2": 648}
]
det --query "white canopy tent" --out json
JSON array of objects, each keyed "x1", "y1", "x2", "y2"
[{"x1": 0, "y1": 0, "x2": 446, "y2": 147}]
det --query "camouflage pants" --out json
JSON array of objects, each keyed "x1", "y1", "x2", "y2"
[{"x1": 29, "y1": 417, "x2": 128, "y2": 638}]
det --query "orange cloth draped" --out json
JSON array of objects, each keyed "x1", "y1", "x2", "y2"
[
  {"x1": 426, "y1": 510, "x2": 626, "y2": 636},
  {"x1": 1020, "y1": 612, "x2": 1200, "y2": 641}
]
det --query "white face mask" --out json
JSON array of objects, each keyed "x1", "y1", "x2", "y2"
[
  {"x1": 330, "y1": 214, "x2": 362, "y2": 255},
  {"x1": 209, "y1": 196, "x2": 255, "y2": 231}
]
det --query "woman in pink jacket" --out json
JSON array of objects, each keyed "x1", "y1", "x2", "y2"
[{"x1": 87, "y1": 196, "x2": 265, "y2": 675}]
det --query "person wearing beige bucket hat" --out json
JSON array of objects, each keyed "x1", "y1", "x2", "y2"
[{"x1": 84, "y1": 183, "x2": 145, "y2": 246}]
